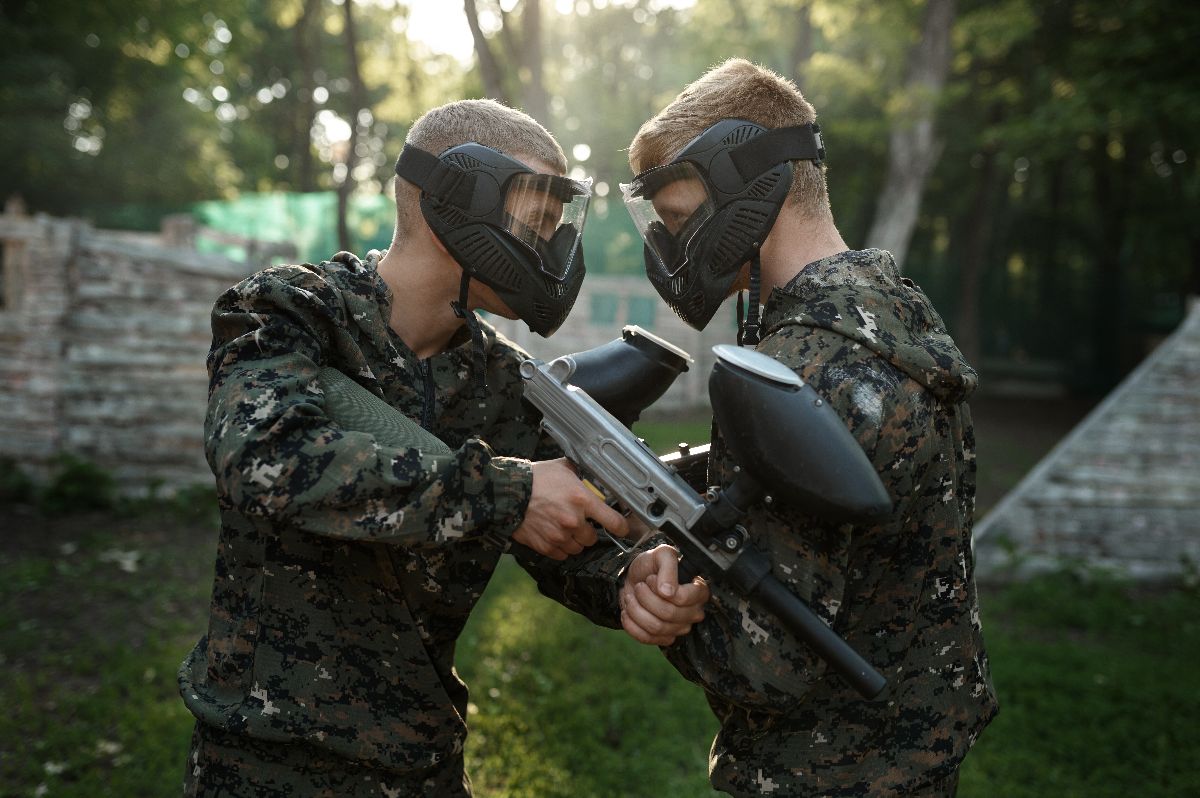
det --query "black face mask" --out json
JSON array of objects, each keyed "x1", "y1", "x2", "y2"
[
  {"x1": 620, "y1": 119, "x2": 824, "y2": 331},
  {"x1": 395, "y1": 142, "x2": 592, "y2": 337}
]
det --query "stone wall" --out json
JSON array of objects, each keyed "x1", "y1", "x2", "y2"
[
  {"x1": 974, "y1": 299, "x2": 1200, "y2": 580},
  {"x1": 0, "y1": 211, "x2": 265, "y2": 493}
]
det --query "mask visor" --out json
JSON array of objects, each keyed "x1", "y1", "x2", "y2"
[
  {"x1": 503, "y1": 173, "x2": 593, "y2": 280},
  {"x1": 620, "y1": 162, "x2": 715, "y2": 277}
]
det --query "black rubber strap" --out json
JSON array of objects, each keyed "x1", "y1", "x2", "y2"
[
  {"x1": 450, "y1": 270, "x2": 488, "y2": 397},
  {"x1": 395, "y1": 145, "x2": 476, "y2": 208},
  {"x1": 729, "y1": 123, "x2": 825, "y2": 181}
]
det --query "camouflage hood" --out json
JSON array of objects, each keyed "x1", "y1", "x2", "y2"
[{"x1": 760, "y1": 248, "x2": 977, "y2": 404}]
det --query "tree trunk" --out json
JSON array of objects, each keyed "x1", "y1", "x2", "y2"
[
  {"x1": 465, "y1": 0, "x2": 511, "y2": 103},
  {"x1": 337, "y1": 0, "x2": 369, "y2": 252},
  {"x1": 1090, "y1": 146, "x2": 1133, "y2": 386},
  {"x1": 518, "y1": 0, "x2": 549, "y2": 123},
  {"x1": 789, "y1": 1, "x2": 815, "y2": 87},
  {"x1": 864, "y1": 0, "x2": 956, "y2": 270},
  {"x1": 953, "y1": 144, "x2": 999, "y2": 366},
  {"x1": 293, "y1": 0, "x2": 322, "y2": 192}
]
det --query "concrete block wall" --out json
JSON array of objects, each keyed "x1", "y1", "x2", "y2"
[
  {"x1": 974, "y1": 300, "x2": 1200, "y2": 580},
  {"x1": 0, "y1": 212, "x2": 257, "y2": 493}
]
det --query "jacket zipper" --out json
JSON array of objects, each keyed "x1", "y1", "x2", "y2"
[{"x1": 419, "y1": 359, "x2": 435, "y2": 431}]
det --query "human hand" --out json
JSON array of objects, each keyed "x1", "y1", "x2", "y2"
[
  {"x1": 512, "y1": 458, "x2": 630, "y2": 560},
  {"x1": 619, "y1": 544, "x2": 710, "y2": 646}
]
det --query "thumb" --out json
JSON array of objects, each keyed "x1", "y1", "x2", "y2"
[{"x1": 653, "y1": 546, "x2": 679, "y2": 598}]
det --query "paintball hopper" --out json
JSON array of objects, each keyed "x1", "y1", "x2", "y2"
[
  {"x1": 566, "y1": 325, "x2": 692, "y2": 426},
  {"x1": 709, "y1": 345, "x2": 892, "y2": 524}
]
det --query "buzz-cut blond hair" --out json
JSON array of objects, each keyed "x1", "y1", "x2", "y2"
[
  {"x1": 628, "y1": 58, "x2": 829, "y2": 218},
  {"x1": 392, "y1": 98, "x2": 568, "y2": 242}
]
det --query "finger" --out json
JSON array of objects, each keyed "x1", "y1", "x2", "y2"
[
  {"x1": 573, "y1": 522, "x2": 599, "y2": 548},
  {"x1": 639, "y1": 581, "x2": 705, "y2": 628},
  {"x1": 584, "y1": 495, "x2": 629, "y2": 538},
  {"x1": 546, "y1": 527, "x2": 586, "y2": 556},
  {"x1": 650, "y1": 548, "x2": 681, "y2": 598},
  {"x1": 621, "y1": 611, "x2": 677, "y2": 647},
  {"x1": 626, "y1": 581, "x2": 687, "y2": 634},
  {"x1": 673, "y1": 583, "x2": 711, "y2": 613}
]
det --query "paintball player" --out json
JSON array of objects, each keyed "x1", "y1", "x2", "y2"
[
  {"x1": 615, "y1": 59, "x2": 998, "y2": 796},
  {"x1": 177, "y1": 98, "x2": 707, "y2": 797}
]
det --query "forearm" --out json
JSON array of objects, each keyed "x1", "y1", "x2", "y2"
[{"x1": 512, "y1": 537, "x2": 633, "y2": 628}]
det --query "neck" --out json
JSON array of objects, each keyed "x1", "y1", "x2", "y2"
[
  {"x1": 758, "y1": 206, "x2": 848, "y2": 295},
  {"x1": 377, "y1": 241, "x2": 466, "y2": 359}
]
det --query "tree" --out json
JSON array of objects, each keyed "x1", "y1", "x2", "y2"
[
  {"x1": 863, "y1": 0, "x2": 956, "y2": 270},
  {"x1": 464, "y1": 0, "x2": 548, "y2": 121}
]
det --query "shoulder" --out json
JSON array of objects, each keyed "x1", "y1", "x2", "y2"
[
  {"x1": 759, "y1": 325, "x2": 923, "y2": 460},
  {"x1": 216, "y1": 262, "x2": 350, "y2": 325}
]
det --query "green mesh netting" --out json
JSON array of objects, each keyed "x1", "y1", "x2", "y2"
[{"x1": 191, "y1": 191, "x2": 395, "y2": 265}]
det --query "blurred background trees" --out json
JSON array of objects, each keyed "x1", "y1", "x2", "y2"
[{"x1": 1, "y1": 0, "x2": 1197, "y2": 394}]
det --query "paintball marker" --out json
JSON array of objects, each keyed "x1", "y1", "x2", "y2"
[{"x1": 519, "y1": 344, "x2": 892, "y2": 699}]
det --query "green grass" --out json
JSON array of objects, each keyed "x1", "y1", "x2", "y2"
[
  {"x1": 5, "y1": 402, "x2": 1196, "y2": 797},
  {"x1": 959, "y1": 573, "x2": 1200, "y2": 797},
  {"x1": 4, "y1": 514, "x2": 1197, "y2": 797},
  {"x1": 634, "y1": 415, "x2": 712, "y2": 456},
  {"x1": 0, "y1": 510, "x2": 212, "y2": 797},
  {"x1": 458, "y1": 558, "x2": 718, "y2": 797}
]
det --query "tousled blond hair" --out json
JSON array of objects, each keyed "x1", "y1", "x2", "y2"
[
  {"x1": 393, "y1": 99, "x2": 567, "y2": 242},
  {"x1": 629, "y1": 58, "x2": 829, "y2": 218}
]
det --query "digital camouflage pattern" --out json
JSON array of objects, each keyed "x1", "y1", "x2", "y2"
[
  {"x1": 177, "y1": 252, "x2": 626, "y2": 796},
  {"x1": 665, "y1": 249, "x2": 998, "y2": 797}
]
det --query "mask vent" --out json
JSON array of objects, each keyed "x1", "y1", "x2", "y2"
[
  {"x1": 456, "y1": 230, "x2": 524, "y2": 291},
  {"x1": 721, "y1": 125, "x2": 761, "y2": 146},
  {"x1": 746, "y1": 171, "x2": 782, "y2": 199},
  {"x1": 533, "y1": 301, "x2": 556, "y2": 325},
  {"x1": 433, "y1": 202, "x2": 470, "y2": 227},
  {"x1": 446, "y1": 152, "x2": 484, "y2": 170},
  {"x1": 541, "y1": 275, "x2": 569, "y2": 298},
  {"x1": 710, "y1": 206, "x2": 770, "y2": 273}
]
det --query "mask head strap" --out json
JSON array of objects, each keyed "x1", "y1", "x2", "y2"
[
  {"x1": 728, "y1": 123, "x2": 825, "y2": 182},
  {"x1": 395, "y1": 145, "x2": 477, "y2": 208}
]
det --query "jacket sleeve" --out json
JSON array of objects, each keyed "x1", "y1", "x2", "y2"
[
  {"x1": 204, "y1": 268, "x2": 531, "y2": 546},
  {"x1": 511, "y1": 538, "x2": 630, "y2": 630},
  {"x1": 498, "y1": 420, "x2": 627, "y2": 628}
]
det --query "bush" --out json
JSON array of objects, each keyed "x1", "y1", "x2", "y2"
[
  {"x1": 0, "y1": 457, "x2": 35, "y2": 504},
  {"x1": 38, "y1": 453, "x2": 118, "y2": 515}
]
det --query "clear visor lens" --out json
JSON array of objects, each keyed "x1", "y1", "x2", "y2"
[
  {"x1": 619, "y1": 162, "x2": 715, "y2": 277},
  {"x1": 503, "y1": 173, "x2": 593, "y2": 279}
]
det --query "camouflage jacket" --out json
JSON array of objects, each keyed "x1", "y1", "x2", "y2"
[
  {"x1": 177, "y1": 252, "x2": 625, "y2": 773},
  {"x1": 665, "y1": 250, "x2": 998, "y2": 796}
]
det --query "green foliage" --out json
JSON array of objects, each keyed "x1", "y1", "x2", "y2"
[
  {"x1": 0, "y1": 456, "x2": 35, "y2": 504},
  {"x1": 4, "y1": 0, "x2": 1198, "y2": 390},
  {"x1": 38, "y1": 454, "x2": 118, "y2": 515}
]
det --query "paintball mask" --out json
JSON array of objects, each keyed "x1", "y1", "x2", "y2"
[
  {"x1": 620, "y1": 119, "x2": 824, "y2": 333},
  {"x1": 395, "y1": 142, "x2": 592, "y2": 336}
]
